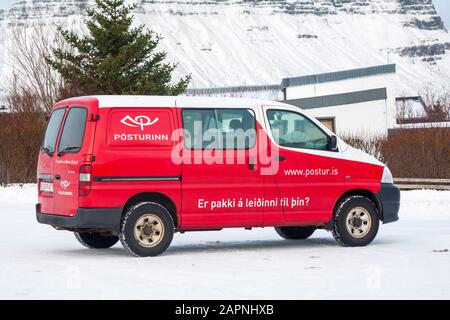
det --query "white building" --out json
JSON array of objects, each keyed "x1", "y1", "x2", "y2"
[{"x1": 281, "y1": 64, "x2": 397, "y2": 137}]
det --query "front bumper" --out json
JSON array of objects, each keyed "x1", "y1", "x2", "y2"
[
  {"x1": 36, "y1": 204, "x2": 122, "y2": 233},
  {"x1": 377, "y1": 183, "x2": 400, "y2": 224}
]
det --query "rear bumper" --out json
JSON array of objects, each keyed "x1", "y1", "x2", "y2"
[
  {"x1": 36, "y1": 204, "x2": 122, "y2": 233},
  {"x1": 377, "y1": 183, "x2": 400, "y2": 224}
]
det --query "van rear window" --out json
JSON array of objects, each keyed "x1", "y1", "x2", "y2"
[
  {"x1": 42, "y1": 108, "x2": 66, "y2": 154},
  {"x1": 58, "y1": 107, "x2": 88, "y2": 154}
]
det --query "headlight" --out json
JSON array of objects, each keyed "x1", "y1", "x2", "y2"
[{"x1": 382, "y1": 166, "x2": 394, "y2": 184}]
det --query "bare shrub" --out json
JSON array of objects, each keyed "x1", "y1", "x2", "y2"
[
  {"x1": 382, "y1": 127, "x2": 450, "y2": 179},
  {"x1": 341, "y1": 133, "x2": 386, "y2": 163},
  {"x1": 343, "y1": 127, "x2": 450, "y2": 179},
  {"x1": 0, "y1": 110, "x2": 46, "y2": 185},
  {"x1": 396, "y1": 98, "x2": 422, "y2": 124},
  {"x1": 0, "y1": 24, "x2": 64, "y2": 184},
  {"x1": 396, "y1": 87, "x2": 450, "y2": 125},
  {"x1": 3, "y1": 24, "x2": 67, "y2": 113},
  {"x1": 420, "y1": 86, "x2": 450, "y2": 122}
]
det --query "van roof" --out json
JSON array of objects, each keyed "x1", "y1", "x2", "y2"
[{"x1": 56, "y1": 95, "x2": 290, "y2": 109}]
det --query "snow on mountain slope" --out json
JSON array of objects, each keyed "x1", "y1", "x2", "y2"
[{"x1": 0, "y1": 0, "x2": 449, "y2": 95}]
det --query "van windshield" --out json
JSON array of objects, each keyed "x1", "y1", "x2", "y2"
[
  {"x1": 42, "y1": 108, "x2": 66, "y2": 155},
  {"x1": 58, "y1": 107, "x2": 88, "y2": 155}
]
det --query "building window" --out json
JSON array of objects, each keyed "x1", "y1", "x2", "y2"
[{"x1": 317, "y1": 117, "x2": 335, "y2": 133}]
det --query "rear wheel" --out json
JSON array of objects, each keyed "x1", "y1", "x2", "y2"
[
  {"x1": 332, "y1": 196, "x2": 380, "y2": 247},
  {"x1": 74, "y1": 232, "x2": 119, "y2": 249},
  {"x1": 275, "y1": 226, "x2": 316, "y2": 240},
  {"x1": 120, "y1": 202, "x2": 174, "y2": 257}
]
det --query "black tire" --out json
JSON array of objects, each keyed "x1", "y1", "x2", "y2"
[
  {"x1": 120, "y1": 202, "x2": 174, "y2": 257},
  {"x1": 332, "y1": 196, "x2": 380, "y2": 247},
  {"x1": 275, "y1": 226, "x2": 316, "y2": 240},
  {"x1": 74, "y1": 232, "x2": 119, "y2": 249}
]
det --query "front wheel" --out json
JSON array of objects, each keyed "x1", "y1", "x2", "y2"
[
  {"x1": 275, "y1": 226, "x2": 316, "y2": 240},
  {"x1": 332, "y1": 196, "x2": 380, "y2": 247},
  {"x1": 74, "y1": 232, "x2": 119, "y2": 249},
  {"x1": 120, "y1": 202, "x2": 174, "y2": 257}
]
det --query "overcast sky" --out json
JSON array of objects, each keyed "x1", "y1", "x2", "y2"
[
  {"x1": 433, "y1": 0, "x2": 450, "y2": 27},
  {"x1": 0, "y1": 1, "x2": 16, "y2": 10},
  {"x1": 0, "y1": 0, "x2": 449, "y2": 27}
]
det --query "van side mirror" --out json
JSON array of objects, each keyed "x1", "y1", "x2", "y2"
[{"x1": 329, "y1": 135, "x2": 338, "y2": 151}]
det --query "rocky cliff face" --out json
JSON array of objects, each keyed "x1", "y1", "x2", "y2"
[
  {"x1": 0, "y1": 0, "x2": 449, "y2": 94},
  {"x1": 0, "y1": 0, "x2": 441, "y2": 21},
  {"x1": 0, "y1": 0, "x2": 442, "y2": 20}
]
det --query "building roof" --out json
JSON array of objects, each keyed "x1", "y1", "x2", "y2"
[
  {"x1": 283, "y1": 88, "x2": 387, "y2": 109},
  {"x1": 186, "y1": 84, "x2": 281, "y2": 96},
  {"x1": 281, "y1": 64, "x2": 396, "y2": 89},
  {"x1": 395, "y1": 96, "x2": 423, "y2": 101},
  {"x1": 394, "y1": 122, "x2": 450, "y2": 129}
]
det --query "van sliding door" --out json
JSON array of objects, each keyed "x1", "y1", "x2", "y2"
[{"x1": 179, "y1": 107, "x2": 266, "y2": 229}]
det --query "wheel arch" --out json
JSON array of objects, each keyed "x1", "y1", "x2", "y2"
[{"x1": 122, "y1": 192, "x2": 179, "y2": 228}]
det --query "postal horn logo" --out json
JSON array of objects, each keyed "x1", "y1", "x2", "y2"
[
  {"x1": 60, "y1": 180, "x2": 71, "y2": 190},
  {"x1": 121, "y1": 115, "x2": 159, "y2": 131}
]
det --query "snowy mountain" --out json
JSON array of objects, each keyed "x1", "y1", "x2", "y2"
[{"x1": 1, "y1": 0, "x2": 449, "y2": 95}]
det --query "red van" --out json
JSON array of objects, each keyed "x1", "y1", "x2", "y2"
[{"x1": 36, "y1": 96, "x2": 400, "y2": 257}]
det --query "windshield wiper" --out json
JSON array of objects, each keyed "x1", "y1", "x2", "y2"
[
  {"x1": 57, "y1": 146, "x2": 80, "y2": 157},
  {"x1": 41, "y1": 147, "x2": 54, "y2": 157}
]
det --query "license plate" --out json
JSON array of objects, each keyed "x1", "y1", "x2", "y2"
[{"x1": 40, "y1": 182, "x2": 54, "y2": 193}]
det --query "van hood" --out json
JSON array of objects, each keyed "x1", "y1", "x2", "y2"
[{"x1": 338, "y1": 139, "x2": 385, "y2": 167}]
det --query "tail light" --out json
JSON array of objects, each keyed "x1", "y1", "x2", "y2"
[
  {"x1": 79, "y1": 164, "x2": 92, "y2": 197},
  {"x1": 38, "y1": 173, "x2": 54, "y2": 194}
]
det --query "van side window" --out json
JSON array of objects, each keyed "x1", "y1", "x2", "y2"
[
  {"x1": 267, "y1": 110, "x2": 329, "y2": 150},
  {"x1": 58, "y1": 107, "x2": 88, "y2": 154},
  {"x1": 182, "y1": 109, "x2": 217, "y2": 149},
  {"x1": 42, "y1": 108, "x2": 66, "y2": 154},
  {"x1": 182, "y1": 109, "x2": 256, "y2": 150}
]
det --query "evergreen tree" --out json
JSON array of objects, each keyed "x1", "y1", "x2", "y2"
[{"x1": 47, "y1": 0, "x2": 190, "y2": 97}]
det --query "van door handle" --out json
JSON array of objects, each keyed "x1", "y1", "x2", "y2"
[
  {"x1": 55, "y1": 174, "x2": 61, "y2": 180},
  {"x1": 248, "y1": 157, "x2": 256, "y2": 171},
  {"x1": 273, "y1": 156, "x2": 286, "y2": 162}
]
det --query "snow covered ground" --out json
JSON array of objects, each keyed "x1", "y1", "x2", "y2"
[{"x1": 0, "y1": 184, "x2": 449, "y2": 299}]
